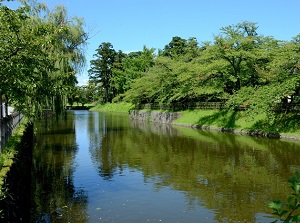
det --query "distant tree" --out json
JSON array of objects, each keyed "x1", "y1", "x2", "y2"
[
  {"x1": 161, "y1": 36, "x2": 200, "y2": 60},
  {"x1": 162, "y1": 36, "x2": 187, "y2": 58},
  {"x1": 85, "y1": 80, "x2": 100, "y2": 103},
  {"x1": 112, "y1": 46, "x2": 155, "y2": 101},
  {"x1": 89, "y1": 42, "x2": 117, "y2": 103}
]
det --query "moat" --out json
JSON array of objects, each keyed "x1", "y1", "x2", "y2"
[{"x1": 29, "y1": 110, "x2": 300, "y2": 223}]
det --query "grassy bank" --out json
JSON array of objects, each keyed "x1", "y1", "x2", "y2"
[
  {"x1": 90, "y1": 102, "x2": 300, "y2": 136},
  {"x1": 90, "y1": 102, "x2": 134, "y2": 113},
  {"x1": 0, "y1": 121, "x2": 27, "y2": 194},
  {"x1": 174, "y1": 109, "x2": 300, "y2": 135}
]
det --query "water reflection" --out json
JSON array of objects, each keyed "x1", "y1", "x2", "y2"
[
  {"x1": 31, "y1": 111, "x2": 300, "y2": 223},
  {"x1": 89, "y1": 113, "x2": 300, "y2": 222},
  {"x1": 31, "y1": 112, "x2": 88, "y2": 223}
]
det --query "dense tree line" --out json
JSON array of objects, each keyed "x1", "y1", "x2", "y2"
[
  {"x1": 0, "y1": 0, "x2": 87, "y2": 120},
  {"x1": 89, "y1": 44, "x2": 155, "y2": 103},
  {"x1": 89, "y1": 21, "x2": 300, "y2": 117}
]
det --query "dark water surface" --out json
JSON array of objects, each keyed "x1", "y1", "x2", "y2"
[{"x1": 30, "y1": 110, "x2": 300, "y2": 223}]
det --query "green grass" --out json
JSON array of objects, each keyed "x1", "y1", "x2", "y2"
[
  {"x1": 251, "y1": 113, "x2": 300, "y2": 135},
  {"x1": 0, "y1": 119, "x2": 27, "y2": 202},
  {"x1": 174, "y1": 109, "x2": 265, "y2": 129},
  {"x1": 90, "y1": 102, "x2": 134, "y2": 113},
  {"x1": 91, "y1": 103, "x2": 300, "y2": 135},
  {"x1": 174, "y1": 109, "x2": 300, "y2": 135}
]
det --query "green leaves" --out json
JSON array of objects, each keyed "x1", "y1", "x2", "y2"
[
  {"x1": 0, "y1": 1, "x2": 87, "y2": 119},
  {"x1": 268, "y1": 172, "x2": 300, "y2": 222},
  {"x1": 88, "y1": 21, "x2": 300, "y2": 119},
  {"x1": 88, "y1": 42, "x2": 117, "y2": 103},
  {"x1": 89, "y1": 45, "x2": 155, "y2": 103},
  {"x1": 289, "y1": 172, "x2": 300, "y2": 195}
]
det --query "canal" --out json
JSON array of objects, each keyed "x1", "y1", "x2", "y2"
[{"x1": 30, "y1": 110, "x2": 300, "y2": 223}]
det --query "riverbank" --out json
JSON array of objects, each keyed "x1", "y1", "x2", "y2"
[
  {"x1": 91, "y1": 102, "x2": 300, "y2": 140},
  {"x1": 0, "y1": 120, "x2": 33, "y2": 221},
  {"x1": 90, "y1": 102, "x2": 135, "y2": 113},
  {"x1": 0, "y1": 121, "x2": 26, "y2": 197},
  {"x1": 172, "y1": 109, "x2": 300, "y2": 140}
]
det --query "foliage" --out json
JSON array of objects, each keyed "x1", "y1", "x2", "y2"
[
  {"x1": 268, "y1": 172, "x2": 300, "y2": 222},
  {"x1": 225, "y1": 36, "x2": 300, "y2": 119},
  {"x1": 90, "y1": 21, "x2": 300, "y2": 122},
  {"x1": 122, "y1": 54, "x2": 226, "y2": 105},
  {"x1": 68, "y1": 84, "x2": 96, "y2": 106},
  {"x1": 160, "y1": 36, "x2": 200, "y2": 61},
  {"x1": 89, "y1": 42, "x2": 117, "y2": 103},
  {"x1": 113, "y1": 46, "x2": 155, "y2": 96},
  {"x1": 0, "y1": 0, "x2": 87, "y2": 120},
  {"x1": 89, "y1": 44, "x2": 155, "y2": 103}
]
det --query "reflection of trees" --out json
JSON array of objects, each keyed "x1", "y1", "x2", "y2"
[
  {"x1": 88, "y1": 112, "x2": 129, "y2": 181},
  {"x1": 32, "y1": 112, "x2": 88, "y2": 223},
  {"x1": 90, "y1": 115, "x2": 300, "y2": 223}
]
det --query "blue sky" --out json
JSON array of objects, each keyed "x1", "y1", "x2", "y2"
[{"x1": 5, "y1": 0, "x2": 300, "y2": 85}]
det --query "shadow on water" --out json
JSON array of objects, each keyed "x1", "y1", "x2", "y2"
[{"x1": 31, "y1": 112, "x2": 89, "y2": 223}]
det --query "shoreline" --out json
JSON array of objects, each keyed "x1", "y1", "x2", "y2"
[
  {"x1": 129, "y1": 110, "x2": 300, "y2": 141},
  {"x1": 172, "y1": 122, "x2": 300, "y2": 141}
]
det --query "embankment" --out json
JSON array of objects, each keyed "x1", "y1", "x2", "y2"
[
  {"x1": 0, "y1": 123, "x2": 33, "y2": 222},
  {"x1": 129, "y1": 110, "x2": 300, "y2": 141},
  {"x1": 129, "y1": 110, "x2": 181, "y2": 124}
]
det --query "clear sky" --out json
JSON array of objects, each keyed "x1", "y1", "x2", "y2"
[{"x1": 5, "y1": 0, "x2": 300, "y2": 85}]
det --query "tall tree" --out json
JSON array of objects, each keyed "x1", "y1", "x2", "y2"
[
  {"x1": 161, "y1": 36, "x2": 187, "y2": 58},
  {"x1": 89, "y1": 42, "x2": 117, "y2": 103},
  {"x1": 45, "y1": 4, "x2": 87, "y2": 113}
]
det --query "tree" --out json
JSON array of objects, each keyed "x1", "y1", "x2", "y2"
[
  {"x1": 0, "y1": 1, "x2": 87, "y2": 119},
  {"x1": 202, "y1": 21, "x2": 271, "y2": 94},
  {"x1": 112, "y1": 46, "x2": 155, "y2": 100},
  {"x1": 160, "y1": 36, "x2": 200, "y2": 61},
  {"x1": 225, "y1": 32, "x2": 300, "y2": 119},
  {"x1": 162, "y1": 36, "x2": 187, "y2": 58},
  {"x1": 89, "y1": 42, "x2": 117, "y2": 103}
]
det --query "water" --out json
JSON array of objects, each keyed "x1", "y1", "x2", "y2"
[{"x1": 30, "y1": 110, "x2": 300, "y2": 223}]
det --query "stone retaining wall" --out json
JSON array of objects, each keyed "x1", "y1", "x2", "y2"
[{"x1": 129, "y1": 110, "x2": 181, "y2": 124}]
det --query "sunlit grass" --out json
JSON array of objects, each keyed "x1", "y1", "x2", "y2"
[
  {"x1": 174, "y1": 109, "x2": 265, "y2": 130},
  {"x1": 174, "y1": 109, "x2": 300, "y2": 135},
  {"x1": 90, "y1": 102, "x2": 134, "y2": 113}
]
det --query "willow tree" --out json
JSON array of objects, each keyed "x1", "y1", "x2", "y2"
[
  {"x1": 45, "y1": 4, "x2": 87, "y2": 114},
  {"x1": 0, "y1": 0, "x2": 87, "y2": 119}
]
